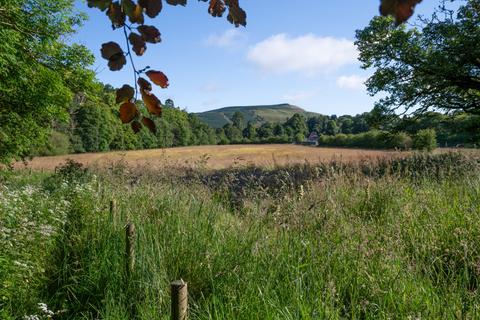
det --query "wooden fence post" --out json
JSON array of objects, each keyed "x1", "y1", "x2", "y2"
[
  {"x1": 171, "y1": 280, "x2": 188, "y2": 320},
  {"x1": 125, "y1": 222, "x2": 135, "y2": 277}
]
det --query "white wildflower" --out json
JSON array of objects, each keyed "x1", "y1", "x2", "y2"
[{"x1": 38, "y1": 302, "x2": 54, "y2": 317}]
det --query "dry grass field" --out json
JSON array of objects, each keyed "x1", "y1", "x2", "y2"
[{"x1": 16, "y1": 144, "x2": 412, "y2": 171}]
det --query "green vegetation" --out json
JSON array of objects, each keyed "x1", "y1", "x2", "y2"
[
  {"x1": 413, "y1": 129, "x2": 437, "y2": 152},
  {"x1": 0, "y1": 0, "x2": 94, "y2": 164},
  {"x1": 318, "y1": 130, "x2": 413, "y2": 150},
  {"x1": 1, "y1": 153, "x2": 480, "y2": 319},
  {"x1": 356, "y1": 0, "x2": 480, "y2": 114},
  {"x1": 318, "y1": 129, "x2": 439, "y2": 151}
]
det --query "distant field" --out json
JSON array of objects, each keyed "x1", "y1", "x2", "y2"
[{"x1": 17, "y1": 144, "x2": 411, "y2": 171}]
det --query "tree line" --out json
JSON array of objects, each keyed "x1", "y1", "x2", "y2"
[{"x1": 33, "y1": 80, "x2": 479, "y2": 157}]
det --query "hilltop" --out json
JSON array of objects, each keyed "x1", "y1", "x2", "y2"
[{"x1": 195, "y1": 103, "x2": 320, "y2": 128}]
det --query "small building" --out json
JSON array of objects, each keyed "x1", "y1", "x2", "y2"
[{"x1": 304, "y1": 132, "x2": 319, "y2": 146}]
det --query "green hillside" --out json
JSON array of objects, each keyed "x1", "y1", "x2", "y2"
[{"x1": 195, "y1": 104, "x2": 320, "y2": 128}]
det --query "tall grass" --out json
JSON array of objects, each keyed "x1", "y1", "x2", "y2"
[{"x1": 1, "y1": 153, "x2": 479, "y2": 319}]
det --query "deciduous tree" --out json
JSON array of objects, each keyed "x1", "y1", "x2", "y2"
[
  {"x1": 0, "y1": 0, "x2": 94, "y2": 164},
  {"x1": 356, "y1": 0, "x2": 480, "y2": 115}
]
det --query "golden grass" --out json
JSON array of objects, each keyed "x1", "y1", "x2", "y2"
[{"x1": 15, "y1": 144, "x2": 416, "y2": 171}]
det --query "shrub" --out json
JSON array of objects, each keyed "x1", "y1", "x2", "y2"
[
  {"x1": 318, "y1": 134, "x2": 333, "y2": 146},
  {"x1": 413, "y1": 129, "x2": 437, "y2": 151},
  {"x1": 294, "y1": 133, "x2": 305, "y2": 143},
  {"x1": 388, "y1": 132, "x2": 413, "y2": 150},
  {"x1": 332, "y1": 133, "x2": 349, "y2": 147}
]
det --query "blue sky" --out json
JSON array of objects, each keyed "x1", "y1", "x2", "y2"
[{"x1": 72, "y1": 0, "x2": 440, "y2": 115}]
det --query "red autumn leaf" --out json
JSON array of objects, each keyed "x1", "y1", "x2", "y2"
[
  {"x1": 138, "y1": 0, "x2": 162, "y2": 18},
  {"x1": 138, "y1": 25, "x2": 161, "y2": 43},
  {"x1": 122, "y1": 0, "x2": 135, "y2": 15},
  {"x1": 107, "y1": 1, "x2": 126, "y2": 28},
  {"x1": 380, "y1": 0, "x2": 422, "y2": 25},
  {"x1": 119, "y1": 102, "x2": 138, "y2": 123},
  {"x1": 116, "y1": 84, "x2": 135, "y2": 104},
  {"x1": 146, "y1": 70, "x2": 169, "y2": 88},
  {"x1": 123, "y1": 0, "x2": 145, "y2": 24},
  {"x1": 141, "y1": 89, "x2": 162, "y2": 116},
  {"x1": 208, "y1": 0, "x2": 226, "y2": 17},
  {"x1": 225, "y1": 0, "x2": 246, "y2": 27},
  {"x1": 138, "y1": 77, "x2": 152, "y2": 92},
  {"x1": 101, "y1": 41, "x2": 122, "y2": 60},
  {"x1": 142, "y1": 117, "x2": 157, "y2": 134},
  {"x1": 130, "y1": 4, "x2": 145, "y2": 24},
  {"x1": 131, "y1": 120, "x2": 142, "y2": 133},
  {"x1": 108, "y1": 54, "x2": 126, "y2": 71},
  {"x1": 380, "y1": 0, "x2": 395, "y2": 16},
  {"x1": 395, "y1": 0, "x2": 421, "y2": 24},
  {"x1": 101, "y1": 42, "x2": 126, "y2": 71},
  {"x1": 129, "y1": 32, "x2": 147, "y2": 56}
]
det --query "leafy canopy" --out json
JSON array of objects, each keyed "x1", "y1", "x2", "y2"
[
  {"x1": 356, "y1": 0, "x2": 480, "y2": 115},
  {"x1": 0, "y1": 0, "x2": 95, "y2": 164}
]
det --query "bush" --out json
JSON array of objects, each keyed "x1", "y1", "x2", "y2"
[
  {"x1": 332, "y1": 133, "x2": 349, "y2": 147},
  {"x1": 388, "y1": 132, "x2": 413, "y2": 150},
  {"x1": 294, "y1": 133, "x2": 305, "y2": 143},
  {"x1": 413, "y1": 129, "x2": 437, "y2": 151}
]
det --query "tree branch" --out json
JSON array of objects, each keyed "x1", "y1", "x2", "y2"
[{"x1": 123, "y1": 25, "x2": 139, "y2": 100}]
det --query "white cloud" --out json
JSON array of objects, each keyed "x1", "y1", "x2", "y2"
[
  {"x1": 205, "y1": 29, "x2": 247, "y2": 49},
  {"x1": 336, "y1": 75, "x2": 368, "y2": 90},
  {"x1": 247, "y1": 34, "x2": 358, "y2": 76}
]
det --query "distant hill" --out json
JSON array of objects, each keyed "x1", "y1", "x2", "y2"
[{"x1": 195, "y1": 103, "x2": 320, "y2": 128}]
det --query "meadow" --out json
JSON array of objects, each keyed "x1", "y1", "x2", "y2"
[
  {"x1": 1, "y1": 150, "x2": 480, "y2": 319},
  {"x1": 19, "y1": 144, "x2": 419, "y2": 171}
]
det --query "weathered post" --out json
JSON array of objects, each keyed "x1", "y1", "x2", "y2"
[
  {"x1": 171, "y1": 280, "x2": 188, "y2": 320},
  {"x1": 125, "y1": 222, "x2": 135, "y2": 277}
]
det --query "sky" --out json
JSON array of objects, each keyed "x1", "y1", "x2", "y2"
[{"x1": 72, "y1": 0, "x2": 441, "y2": 115}]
